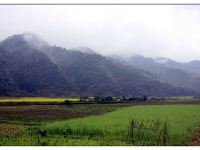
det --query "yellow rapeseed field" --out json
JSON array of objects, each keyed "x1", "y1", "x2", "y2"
[{"x1": 0, "y1": 97, "x2": 80, "y2": 103}]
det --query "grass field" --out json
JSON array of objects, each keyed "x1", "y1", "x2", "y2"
[
  {"x1": 40, "y1": 105, "x2": 200, "y2": 145},
  {"x1": 0, "y1": 103, "x2": 134, "y2": 146},
  {"x1": 0, "y1": 104, "x2": 200, "y2": 146},
  {"x1": 0, "y1": 97, "x2": 80, "y2": 103}
]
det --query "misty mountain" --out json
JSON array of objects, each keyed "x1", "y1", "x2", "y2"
[
  {"x1": 106, "y1": 54, "x2": 130, "y2": 66},
  {"x1": 0, "y1": 48, "x2": 20, "y2": 96},
  {"x1": 44, "y1": 46, "x2": 198, "y2": 96},
  {"x1": 0, "y1": 33, "x2": 198, "y2": 97},
  {"x1": 70, "y1": 47, "x2": 97, "y2": 54},
  {"x1": 154, "y1": 57, "x2": 200, "y2": 76},
  {"x1": 125, "y1": 55, "x2": 200, "y2": 92},
  {"x1": 0, "y1": 33, "x2": 73, "y2": 96}
]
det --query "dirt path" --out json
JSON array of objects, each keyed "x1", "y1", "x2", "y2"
[{"x1": 189, "y1": 125, "x2": 200, "y2": 146}]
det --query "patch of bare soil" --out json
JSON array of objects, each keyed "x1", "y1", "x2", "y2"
[
  {"x1": 0, "y1": 106, "x2": 94, "y2": 122},
  {"x1": 0, "y1": 124, "x2": 25, "y2": 136},
  {"x1": 188, "y1": 125, "x2": 200, "y2": 146}
]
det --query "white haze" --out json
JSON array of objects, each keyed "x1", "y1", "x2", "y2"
[{"x1": 0, "y1": 5, "x2": 200, "y2": 62}]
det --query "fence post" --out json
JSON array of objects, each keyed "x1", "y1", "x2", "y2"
[
  {"x1": 162, "y1": 121, "x2": 169, "y2": 146},
  {"x1": 127, "y1": 119, "x2": 169, "y2": 145},
  {"x1": 130, "y1": 119, "x2": 136, "y2": 144}
]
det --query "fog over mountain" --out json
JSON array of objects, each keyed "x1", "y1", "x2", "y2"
[
  {"x1": 122, "y1": 55, "x2": 200, "y2": 91},
  {"x1": 1, "y1": 5, "x2": 200, "y2": 61},
  {"x1": 0, "y1": 33, "x2": 199, "y2": 97},
  {"x1": 1, "y1": 5, "x2": 200, "y2": 96}
]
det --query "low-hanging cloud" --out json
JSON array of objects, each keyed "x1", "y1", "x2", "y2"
[{"x1": 0, "y1": 5, "x2": 200, "y2": 62}]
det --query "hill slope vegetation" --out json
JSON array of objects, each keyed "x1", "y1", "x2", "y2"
[{"x1": 0, "y1": 33, "x2": 198, "y2": 96}]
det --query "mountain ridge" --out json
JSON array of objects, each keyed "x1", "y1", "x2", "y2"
[{"x1": 0, "y1": 33, "x2": 199, "y2": 97}]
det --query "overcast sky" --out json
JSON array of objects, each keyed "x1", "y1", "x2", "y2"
[{"x1": 0, "y1": 5, "x2": 200, "y2": 62}]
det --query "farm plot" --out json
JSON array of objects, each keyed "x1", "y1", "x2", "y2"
[
  {"x1": 40, "y1": 105, "x2": 200, "y2": 145},
  {"x1": 1, "y1": 104, "x2": 200, "y2": 146},
  {"x1": 0, "y1": 104, "x2": 132, "y2": 123},
  {"x1": 0, "y1": 97, "x2": 79, "y2": 103}
]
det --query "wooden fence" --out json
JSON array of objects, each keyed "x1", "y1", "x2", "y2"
[{"x1": 127, "y1": 119, "x2": 169, "y2": 145}]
